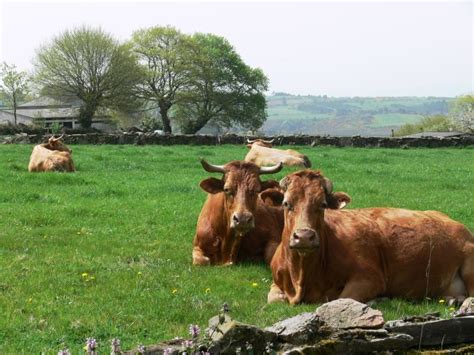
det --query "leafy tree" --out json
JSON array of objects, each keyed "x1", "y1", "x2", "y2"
[
  {"x1": 130, "y1": 26, "x2": 192, "y2": 134},
  {"x1": 0, "y1": 62, "x2": 30, "y2": 125},
  {"x1": 394, "y1": 115, "x2": 456, "y2": 136},
  {"x1": 175, "y1": 33, "x2": 268, "y2": 134},
  {"x1": 450, "y1": 94, "x2": 473, "y2": 132},
  {"x1": 34, "y1": 26, "x2": 140, "y2": 128}
]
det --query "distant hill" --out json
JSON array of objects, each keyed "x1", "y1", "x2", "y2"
[{"x1": 263, "y1": 94, "x2": 453, "y2": 136}]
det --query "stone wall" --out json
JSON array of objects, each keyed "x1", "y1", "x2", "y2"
[{"x1": 2, "y1": 132, "x2": 474, "y2": 148}]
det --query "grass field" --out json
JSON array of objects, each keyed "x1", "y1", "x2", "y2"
[{"x1": 0, "y1": 144, "x2": 473, "y2": 353}]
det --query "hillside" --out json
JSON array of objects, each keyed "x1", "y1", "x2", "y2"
[{"x1": 263, "y1": 94, "x2": 453, "y2": 136}]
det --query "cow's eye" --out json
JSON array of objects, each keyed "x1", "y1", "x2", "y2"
[
  {"x1": 320, "y1": 201, "x2": 328, "y2": 209},
  {"x1": 224, "y1": 188, "x2": 233, "y2": 195},
  {"x1": 282, "y1": 201, "x2": 292, "y2": 210}
]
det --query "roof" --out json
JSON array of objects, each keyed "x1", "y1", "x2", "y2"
[{"x1": 402, "y1": 131, "x2": 466, "y2": 138}]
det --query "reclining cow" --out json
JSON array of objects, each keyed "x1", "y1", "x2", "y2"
[
  {"x1": 264, "y1": 170, "x2": 474, "y2": 304},
  {"x1": 28, "y1": 135, "x2": 75, "y2": 172},
  {"x1": 192, "y1": 159, "x2": 284, "y2": 266},
  {"x1": 245, "y1": 138, "x2": 312, "y2": 168}
]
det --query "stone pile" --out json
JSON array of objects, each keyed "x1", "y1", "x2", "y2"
[{"x1": 125, "y1": 297, "x2": 474, "y2": 354}]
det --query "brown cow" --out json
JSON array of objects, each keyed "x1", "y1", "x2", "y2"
[
  {"x1": 264, "y1": 170, "x2": 474, "y2": 304},
  {"x1": 245, "y1": 139, "x2": 312, "y2": 168},
  {"x1": 28, "y1": 135, "x2": 75, "y2": 172},
  {"x1": 192, "y1": 159, "x2": 284, "y2": 266}
]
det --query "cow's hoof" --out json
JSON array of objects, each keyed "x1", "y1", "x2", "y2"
[
  {"x1": 267, "y1": 291, "x2": 286, "y2": 304},
  {"x1": 192, "y1": 256, "x2": 211, "y2": 266},
  {"x1": 446, "y1": 296, "x2": 466, "y2": 307}
]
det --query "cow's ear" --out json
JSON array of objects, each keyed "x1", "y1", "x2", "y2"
[
  {"x1": 246, "y1": 143, "x2": 253, "y2": 149},
  {"x1": 327, "y1": 192, "x2": 351, "y2": 209},
  {"x1": 200, "y1": 178, "x2": 224, "y2": 194},
  {"x1": 260, "y1": 189, "x2": 284, "y2": 206},
  {"x1": 261, "y1": 179, "x2": 280, "y2": 191}
]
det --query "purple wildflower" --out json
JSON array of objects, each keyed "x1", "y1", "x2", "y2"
[
  {"x1": 86, "y1": 338, "x2": 97, "y2": 353},
  {"x1": 110, "y1": 338, "x2": 121, "y2": 353},
  {"x1": 188, "y1": 324, "x2": 200, "y2": 338},
  {"x1": 137, "y1": 344, "x2": 146, "y2": 354},
  {"x1": 57, "y1": 348, "x2": 70, "y2": 355},
  {"x1": 182, "y1": 339, "x2": 193, "y2": 348},
  {"x1": 163, "y1": 348, "x2": 174, "y2": 355}
]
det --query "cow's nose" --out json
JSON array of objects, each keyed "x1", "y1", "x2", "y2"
[
  {"x1": 290, "y1": 228, "x2": 319, "y2": 250},
  {"x1": 231, "y1": 212, "x2": 254, "y2": 229}
]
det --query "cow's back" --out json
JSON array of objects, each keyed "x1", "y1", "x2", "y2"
[
  {"x1": 29, "y1": 145, "x2": 74, "y2": 172},
  {"x1": 357, "y1": 208, "x2": 473, "y2": 298}
]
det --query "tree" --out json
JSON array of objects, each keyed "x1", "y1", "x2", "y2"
[
  {"x1": 174, "y1": 33, "x2": 268, "y2": 134},
  {"x1": 130, "y1": 26, "x2": 192, "y2": 134},
  {"x1": 0, "y1": 62, "x2": 30, "y2": 125},
  {"x1": 450, "y1": 94, "x2": 474, "y2": 133},
  {"x1": 34, "y1": 26, "x2": 140, "y2": 128}
]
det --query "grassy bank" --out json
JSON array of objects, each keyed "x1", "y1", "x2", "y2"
[{"x1": 0, "y1": 144, "x2": 472, "y2": 353}]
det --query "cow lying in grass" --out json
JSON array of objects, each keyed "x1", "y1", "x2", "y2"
[
  {"x1": 192, "y1": 159, "x2": 284, "y2": 266},
  {"x1": 28, "y1": 135, "x2": 75, "y2": 172},
  {"x1": 245, "y1": 138, "x2": 312, "y2": 168},
  {"x1": 264, "y1": 170, "x2": 474, "y2": 305}
]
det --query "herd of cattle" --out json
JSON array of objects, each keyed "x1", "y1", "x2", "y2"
[{"x1": 29, "y1": 136, "x2": 474, "y2": 305}]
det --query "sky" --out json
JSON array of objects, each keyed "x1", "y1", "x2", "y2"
[{"x1": 0, "y1": 0, "x2": 472, "y2": 97}]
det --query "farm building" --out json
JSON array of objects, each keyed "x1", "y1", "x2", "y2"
[{"x1": 0, "y1": 97, "x2": 115, "y2": 131}]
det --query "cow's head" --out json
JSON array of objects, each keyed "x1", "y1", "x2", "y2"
[
  {"x1": 44, "y1": 135, "x2": 72, "y2": 153},
  {"x1": 246, "y1": 138, "x2": 274, "y2": 149},
  {"x1": 199, "y1": 159, "x2": 282, "y2": 234},
  {"x1": 262, "y1": 170, "x2": 351, "y2": 254}
]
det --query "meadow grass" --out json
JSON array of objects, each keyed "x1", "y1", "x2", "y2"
[{"x1": 0, "y1": 144, "x2": 473, "y2": 353}]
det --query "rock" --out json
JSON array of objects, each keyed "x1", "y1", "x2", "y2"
[
  {"x1": 385, "y1": 316, "x2": 474, "y2": 347},
  {"x1": 265, "y1": 312, "x2": 327, "y2": 344},
  {"x1": 280, "y1": 330, "x2": 413, "y2": 354},
  {"x1": 455, "y1": 297, "x2": 474, "y2": 317},
  {"x1": 314, "y1": 298, "x2": 385, "y2": 330},
  {"x1": 206, "y1": 314, "x2": 276, "y2": 354}
]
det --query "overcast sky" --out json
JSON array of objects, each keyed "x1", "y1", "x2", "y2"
[{"x1": 0, "y1": 0, "x2": 472, "y2": 97}]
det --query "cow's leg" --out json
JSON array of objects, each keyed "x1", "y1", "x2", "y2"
[
  {"x1": 192, "y1": 246, "x2": 211, "y2": 266},
  {"x1": 224, "y1": 234, "x2": 243, "y2": 266},
  {"x1": 461, "y1": 253, "x2": 474, "y2": 297},
  {"x1": 443, "y1": 272, "x2": 467, "y2": 306},
  {"x1": 338, "y1": 275, "x2": 384, "y2": 303},
  {"x1": 267, "y1": 282, "x2": 286, "y2": 304},
  {"x1": 264, "y1": 241, "x2": 279, "y2": 265}
]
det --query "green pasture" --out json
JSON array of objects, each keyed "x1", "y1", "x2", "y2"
[{"x1": 0, "y1": 144, "x2": 473, "y2": 353}]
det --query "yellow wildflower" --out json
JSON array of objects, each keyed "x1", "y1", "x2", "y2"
[
  {"x1": 137, "y1": 272, "x2": 142, "y2": 276},
  {"x1": 449, "y1": 307, "x2": 456, "y2": 312},
  {"x1": 438, "y1": 299, "x2": 445, "y2": 304},
  {"x1": 172, "y1": 288, "x2": 178, "y2": 294},
  {"x1": 252, "y1": 282, "x2": 258, "y2": 287},
  {"x1": 205, "y1": 288, "x2": 211, "y2": 294},
  {"x1": 81, "y1": 272, "x2": 88, "y2": 278},
  {"x1": 27, "y1": 298, "x2": 33, "y2": 303}
]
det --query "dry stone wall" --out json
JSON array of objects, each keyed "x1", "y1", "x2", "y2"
[{"x1": 2, "y1": 132, "x2": 474, "y2": 148}]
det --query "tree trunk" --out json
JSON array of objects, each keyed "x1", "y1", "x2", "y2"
[
  {"x1": 159, "y1": 101, "x2": 172, "y2": 134},
  {"x1": 13, "y1": 95, "x2": 17, "y2": 125},
  {"x1": 79, "y1": 102, "x2": 98, "y2": 128},
  {"x1": 182, "y1": 115, "x2": 211, "y2": 134}
]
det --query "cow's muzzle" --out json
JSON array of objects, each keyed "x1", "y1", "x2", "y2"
[
  {"x1": 290, "y1": 228, "x2": 319, "y2": 251},
  {"x1": 231, "y1": 211, "x2": 255, "y2": 232}
]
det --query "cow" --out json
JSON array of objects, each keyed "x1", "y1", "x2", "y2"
[
  {"x1": 192, "y1": 159, "x2": 284, "y2": 266},
  {"x1": 263, "y1": 170, "x2": 474, "y2": 305},
  {"x1": 28, "y1": 135, "x2": 75, "y2": 172},
  {"x1": 244, "y1": 138, "x2": 312, "y2": 168}
]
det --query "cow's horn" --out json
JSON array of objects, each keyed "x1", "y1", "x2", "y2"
[
  {"x1": 200, "y1": 159, "x2": 225, "y2": 173},
  {"x1": 259, "y1": 162, "x2": 283, "y2": 175},
  {"x1": 262, "y1": 138, "x2": 275, "y2": 144},
  {"x1": 247, "y1": 138, "x2": 256, "y2": 144},
  {"x1": 322, "y1": 177, "x2": 333, "y2": 194},
  {"x1": 51, "y1": 134, "x2": 64, "y2": 142}
]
